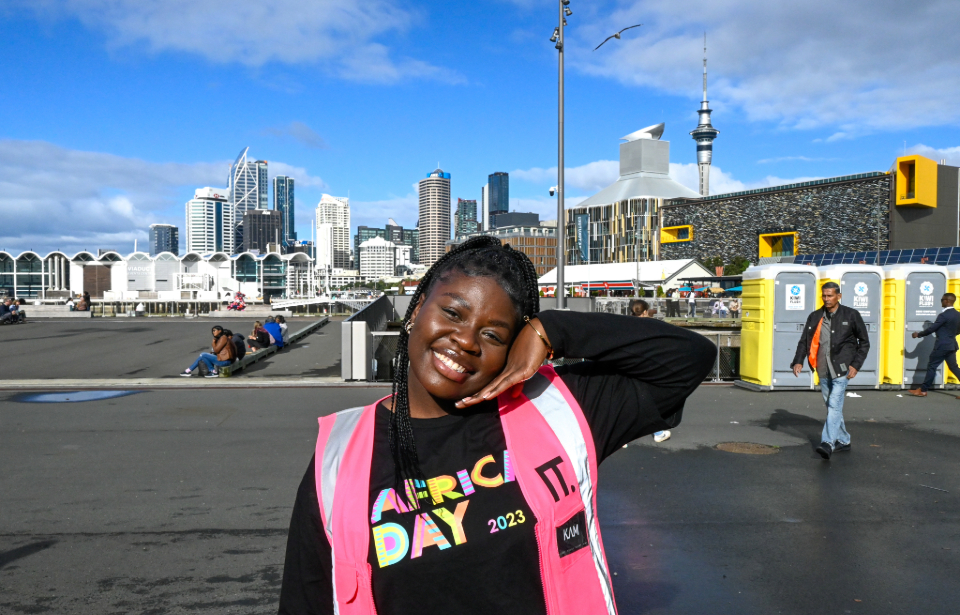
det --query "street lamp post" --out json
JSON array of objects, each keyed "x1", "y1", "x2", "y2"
[{"x1": 550, "y1": 1, "x2": 571, "y2": 309}]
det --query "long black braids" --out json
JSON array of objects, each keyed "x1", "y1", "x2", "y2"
[{"x1": 389, "y1": 236, "x2": 541, "y2": 488}]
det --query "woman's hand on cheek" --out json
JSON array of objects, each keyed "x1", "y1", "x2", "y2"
[{"x1": 455, "y1": 317, "x2": 551, "y2": 408}]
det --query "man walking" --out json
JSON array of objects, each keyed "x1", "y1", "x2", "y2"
[
  {"x1": 907, "y1": 293, "x2": 960, "y2": 397},
  {"x1": 687, "y1": 291, "x2": 697, "y2": 317},
  {"x1": 791, "y1": 282, "x2": 870, "y2": 460}
]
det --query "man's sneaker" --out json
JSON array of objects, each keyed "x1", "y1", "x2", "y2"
[
  {"x1": 835, "y1": 442, "x2": 851, "y2": 452},
  {"x1": 204, "y1": 369, "x2": 220, "y2": 378},
  {"x1": 815, "y1": 442, "x2": 833, "y2": 460},
  {"x1": 179, "y1": 370, "x2": 192, "y2": 377},
  {"x1": 653, "y1": 430, "x2": 672, "y2": 443}
]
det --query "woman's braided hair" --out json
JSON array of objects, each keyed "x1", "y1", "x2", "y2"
[{"x1": 390, "y1": 236, "x2": 541, "y2": 486}]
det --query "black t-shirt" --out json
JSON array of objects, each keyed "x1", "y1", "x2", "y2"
[{"x1": 278, "y1": 311, "x2": 716, "y2": 615}]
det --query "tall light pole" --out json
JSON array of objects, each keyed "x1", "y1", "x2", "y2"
[{"x1": 550, "y1": 1, "x2": 572, "y2": 308}]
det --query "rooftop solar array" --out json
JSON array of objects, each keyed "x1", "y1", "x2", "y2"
[{"x1": 794, "y1": 247, "x2": 960, "y2": 267}]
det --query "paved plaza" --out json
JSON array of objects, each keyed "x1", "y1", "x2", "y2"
[{"x1": 2, "y1": 368, "x2": 959, "y2": 614}]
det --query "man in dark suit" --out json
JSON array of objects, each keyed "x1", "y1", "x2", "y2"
[
  {"x1": 791, "y1": 282, "x2": 870, "y2": 460},
  {"x1": 907, "y1": 293, "x2": 960, "y2": 397}
]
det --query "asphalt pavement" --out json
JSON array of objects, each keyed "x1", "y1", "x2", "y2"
[
  {"x1": 2, "y1": 384, "x2": 959, "y2": 614},
  {"x1": 0, "y1": 318, "x2": 341, "y2": 379}
]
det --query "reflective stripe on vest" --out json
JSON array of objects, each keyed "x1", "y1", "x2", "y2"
[{"x1": 315, "y1": 366, "x2": 616, "y2": 615}]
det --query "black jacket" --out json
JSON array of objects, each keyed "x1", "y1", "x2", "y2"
[
  {"x1": 918, "y1": 307, "x2": 960, "y2": 350},
  {"x1": 792, "y1": 304, "x2": 870, "y2": 373}
]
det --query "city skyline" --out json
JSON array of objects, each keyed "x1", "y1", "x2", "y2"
[{"x1": 2, "y1": 1, "x2": 959, "y2": 255}]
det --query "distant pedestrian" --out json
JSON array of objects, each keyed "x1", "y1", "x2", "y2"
[
  {"x1": 687, "y1": 291, "x2": 697, "y2": 317},
  {"x1": 729, "y1": 298, "x2": 741, "y2": 318},
  {"x1": 275, "y1": 314, "x2": 289, "y2": 337},
  {"x1": 791, "y1": 282, "x2": 870, "y2": 460},
  {"x1": 231, "y1": 330, "x2": 247, "y2": 361},
  {"x1": 263, "y1": 316, "x2": 285, "y2": 349},
  {"x1": 66, "y1": 298, "x2": 75, "y2": 311},
  {"x1": 179, "y1": 325, "x2": 236, "y2": 378},
  {"x1": 82, "y1": 291, "x2": 91, "y2": 310},
  {"x1": 907, "y1": 293, "x2": 960, "y2": 397},
  {"x1": 0, "y1": 298, "x2": 17, "y2": 324}
]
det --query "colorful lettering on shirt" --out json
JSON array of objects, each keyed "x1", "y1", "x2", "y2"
[
  {"x1": 456, "y1": 469, "x2": 475, "y2": 495},
  {"x1": 411, "y1": 512, "x2": 451, "y2": 558},
  {"x1": 371, "y1": 488, "x2": 412, "y2": 523},
  {"x1": 426, "y1": 475, "x2": 463, "y2": 504},
  {"x1": 372, "y1": 523, "x2": 409, "y2": 567},
  {"x1": 471, "y1": 454, "x2": 504, "y2": 488},
  {"x1": 503, "y1": 450, "x2": 515, "y2": 483},
  {"x1": 403, "y1": 479, "x2": 420, "y2": 510},
  {"x1": 433, "y1": 501, "x2": 469, "y2": 545}
]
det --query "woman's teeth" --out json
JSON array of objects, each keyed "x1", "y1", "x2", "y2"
[{"x1": 434, "y1": 351, "x2": 466, "y2": 373}]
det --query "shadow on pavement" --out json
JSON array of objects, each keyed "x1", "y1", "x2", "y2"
[{"x1": 0, "y1": 540, "x2": 56, "y2": 569}]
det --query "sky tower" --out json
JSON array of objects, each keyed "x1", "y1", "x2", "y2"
[{"x1": 690, "y1": 34, "x2": 719, "y2": 197}]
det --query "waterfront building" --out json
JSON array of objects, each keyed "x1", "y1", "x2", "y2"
[
  {"x1": 418, "y1": 168, "x2": 451, "y2": 267},
  {"x1": 564, "y1": 123, "x2": 699, "y2": 265},
  {"x1": 455, "y1": 199, "x2": 479, "y2": 239},
  {"x1": 274, "y1": 175, "x2": 296, "y2": 249},
  {"x1": 241, "y1": 210, "x2": 283, "y2": 254},
  {"x1": 185, "y1": 187, "x2": 235, "y2": 254},
  {"x1": 487, "y1": 172, "x2": 509, "y2": 228},
  {"x1": 148, "y1": 224, "x2": 179, "y2": 257},
  {"x1": 316, "y1": 194, "x2": 351, "y2": 269},
  {"x1": 359, "y1": 236, "x2": 412, "y2": 279}
]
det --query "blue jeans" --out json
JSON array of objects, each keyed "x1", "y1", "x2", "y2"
[
  {"x1": 819, "y1": 375, "x2": 851, "y2": 446},
  {"x1": 189, "y1": 353, "x2": 232, "y2": 372}
]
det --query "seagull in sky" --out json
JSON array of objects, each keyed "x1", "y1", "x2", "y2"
[{"x1": 594, "y1": 24, "x2": 643, "y2": 51}]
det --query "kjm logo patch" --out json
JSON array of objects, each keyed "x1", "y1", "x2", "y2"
[{"x1": 556, "y1": 510, "x2": 588, "y2": 557}]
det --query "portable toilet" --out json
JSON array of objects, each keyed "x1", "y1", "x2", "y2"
[
  {"x1": 817, "y1": 264, "x2": 884, "y2": 389},
  {"x1": 945, "y1": 265, "x2": 960, "y2": 385},
  {"x1": 881, "y1": 264, "x2": 948, "y2": 389},
  {"x1": 737, "y1": 263, "x2": 818, "y2": 391}
]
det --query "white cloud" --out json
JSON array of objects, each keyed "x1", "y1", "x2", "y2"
[
  {"x1": 571, "y1": 0, "x2": 960, "y2": 132},
  {"x1": 17, "y1": 0, "x2": 458, "y2": 83},
  {"x1": 512, "y1": 160, "x2": 618, "y2": 194},
  {"x1": 907, "y1": 144, "x2": 960, "y2": 166},
  {"x1": 264, "y1": 122, "x2": 329, "y2": 150},
  {"x1": 0, "y1": 139, "x2": 325, "y2": 254}
]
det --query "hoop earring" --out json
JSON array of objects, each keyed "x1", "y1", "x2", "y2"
[{"x1": 405, "y1": 320, "x2": 414, "y2": 333}]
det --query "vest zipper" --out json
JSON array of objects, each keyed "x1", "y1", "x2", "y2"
[
  {"x1": 535, "y1": 523, "x2": 555, "y2": 615},
  {"x1": 365, "y1": 562, "x2": 378, "y2": 613}
]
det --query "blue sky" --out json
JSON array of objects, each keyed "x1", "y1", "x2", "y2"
[{"x1": 2, "y1": 0, "x2": 959, "y2": 255}]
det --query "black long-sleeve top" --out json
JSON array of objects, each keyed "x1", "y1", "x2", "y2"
[{"x1": 278, "y1": 311, "x2": 716, "y2": 615}]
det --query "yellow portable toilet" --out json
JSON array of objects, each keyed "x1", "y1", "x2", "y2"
[
  {"x1": 817, "y1": 264, "x2": 884, "y2": 389},
  {"x1": 736, "y1": 263, "x2": 818, "y2": 391},
  {"x1": 881, "y1": 264, "x2": 948, "y2": 389},
  {"x1": 945, "y1": 265, "x2": 960, "y2": 385}
]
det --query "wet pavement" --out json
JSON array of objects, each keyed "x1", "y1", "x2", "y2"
[
  {"x1": 2, "y1": 385, "x2": 959, "y2": 613},
  {"x1": 0, "y1": 317, "x2": 341, "y2": 380}
]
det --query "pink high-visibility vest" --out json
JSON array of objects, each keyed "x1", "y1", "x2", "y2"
[{"x1": 314, "y1": 365, "x2": 617, "y2": 615}]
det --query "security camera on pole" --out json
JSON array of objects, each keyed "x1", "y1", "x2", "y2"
[{"x1": 549, "y1": 0, "x2": 572, "y2": 309}]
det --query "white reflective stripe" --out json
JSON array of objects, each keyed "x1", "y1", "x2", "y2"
[
  {"x1": 524, "y1": 374, "x2": 616, "y2": 615},
  {"x1": 320, "y1": 406, "x2": 365, "y2": 615}
]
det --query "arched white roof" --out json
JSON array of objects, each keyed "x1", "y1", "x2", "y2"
[
  {"x1": 71, "y1": 251, "x2": 97, "y2": 261},
  {"x1": 155, "y1": 252, "x2": 179, "y2": 261},
  {"x1": 98, "y1": 251, "x2": 123, "y2": 262}
]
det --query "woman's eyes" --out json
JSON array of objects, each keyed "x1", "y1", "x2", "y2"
[{"x1": 442, "y1": 307, "x2": 460, "y2": 320}]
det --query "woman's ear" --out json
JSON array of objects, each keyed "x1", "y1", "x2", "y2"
[{"x1": 409, "y1": 295, "x2": 425, "y2": 327}]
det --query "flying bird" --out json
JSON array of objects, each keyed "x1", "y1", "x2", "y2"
[{"x1": 594, "y1": 24, "x2": 643, "y2": 51}]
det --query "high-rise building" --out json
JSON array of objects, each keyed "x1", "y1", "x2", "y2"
[
  {"x1": 455, "y1": 199, "x2": 479, "y2": 239},
  {"x1": 274, "y1": 175, "x2": 296, "y2": 249},
  {"x1": 481, "y1": 184, "x2": 489, "y2": 231},
  {"x1": 316, "y1": 194, "x2": 351, "y2": 269},
  {"x1": 257, "y1": 160, "x2": 269, "y2": 209},
  {"x1": 149, "y1": 223, "x2": 179, "y2": 256},
  {"x1": 229, "y1": 148, "x2": 269, "y2": 251},
  {"x1": 690, "y1": 35, "x2": 719, "y2": 197},
  {"x1": 354, "y1": 219, "x2": 419, "y2": 264},
  {"x1": 185, "y1": 188, "x2": 235, "y2": 254},
  {"x1": 316, "y1": 222, "x2": 335, "y2": 271},
  {"x1": 359, "y1": 236, "x2": 412, "y2": 279},
  {"x1": 242, "y1": 210, "x2": 283, "y2": 253},
  {"x1": 418, "y1": 168, "x2": 451, "y2": 267},
  {"x1": 487, "y1": 172, "x2": 509, "y2": 228},
  {"x1": 355, "y1": 226, "x2": 386, "y2": 257}
]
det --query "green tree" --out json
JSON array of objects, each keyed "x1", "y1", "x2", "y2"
[{"x1": 725, "y1": 256, "x2": 752, "y2": 276}]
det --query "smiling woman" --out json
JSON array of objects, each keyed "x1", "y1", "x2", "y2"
[{"x1": 279, "y1": 236, "x2": 716, "y2": 615}]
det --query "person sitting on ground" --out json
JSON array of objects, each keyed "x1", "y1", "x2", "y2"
[
  {"x1": 179, "y1": 325, "x2": 237, "y2": 378},
  {"x1": 231, "y1": 329, "x2": 247, "y2": 361},
  {"x1": 66, "y1": 297, "x2": 75, "y2": 311},
  {"x1": 248, "y1": 320, "x2": 272, "y2": 350},
  {"x1": 0, "y1": 298, "x2": 16, "y2": 324},
  {"x1": 81, "y1": 291, "x2": 91, "y2": 311},
  {"x1": 10, "y1": 299, "x2": 25, "y2": 323},
  {"x1": 275, "y1": 314, "x2": 289, "y2": 337},
  {"x1": 263, "y1": 315, "x2": 285, "y2": 349}
]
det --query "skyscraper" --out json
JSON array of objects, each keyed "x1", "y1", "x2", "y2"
[
  {"x1": 455, "y1": 199, "x2": 479, "y2": 238},
  {"x1": 481, "y1": 184, "x2": 489, "y2": 231},
  {"x1": 418, "y1": 168, "x2": 451, "y2": 267},
  {"x1": 185, "y1": 188, "x2": 235, "y2": 254},
  {"x1": 242, "y1": 210, "x2": 283, "y2": 253},
  {"x1": 229, "y1": 148, "x2": 268, "y2": 250},
  {"x1": 148, "y1": 223, "x2": 179, "y2": 256},
  {"x1": 257, "y1": 160, "x2": 269, "y2": 210},
  {"x1": 487, "y1": 172, "x2": 509, "y2": 228},
  {"x1": 690, "y1": 35, "x2": 719, "y2": 197},
  {"x1": 274, "y1": 175, "x2": 296, "y2": 249},
  {"x1": 316, "y1": 194, "x2": 351, "y2": 269}
]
